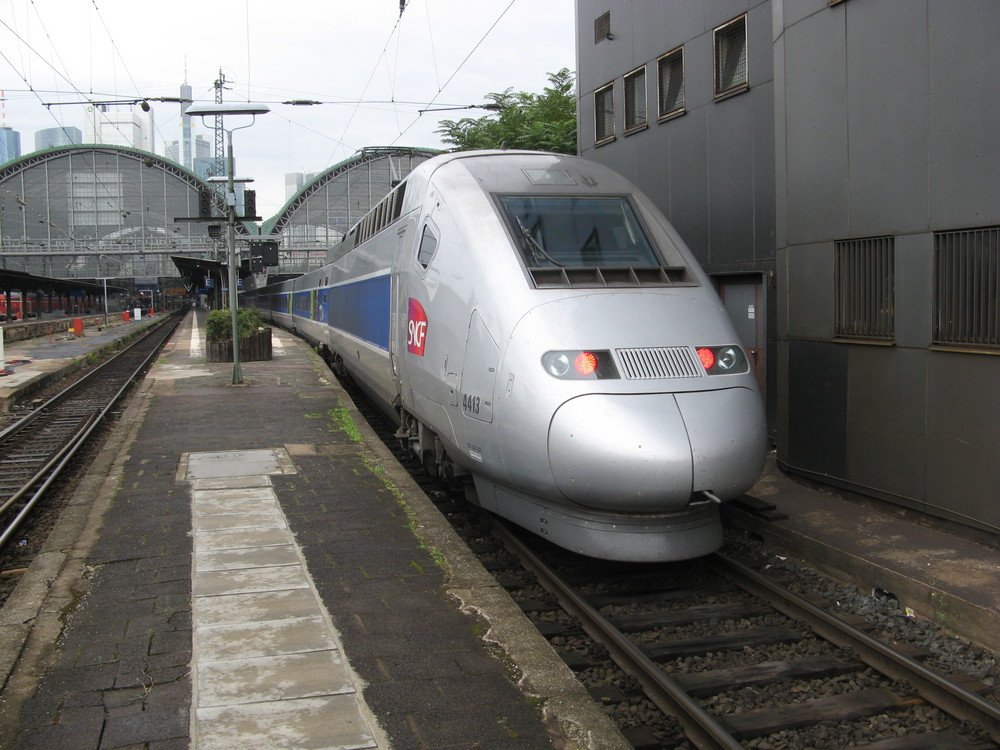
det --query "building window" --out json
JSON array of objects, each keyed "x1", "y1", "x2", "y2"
[
  {"x1": 714, "y1": 14, "x2": 748, "y2": 98},
  {"x1": 934, "y1": 227, "x2": 1000, "y2": 349},
  {"x1": 594, "y1": 83, "x2": 615, "y2": 145},
  {"x1": 657, "y1": 47, "x2": 685, "y2": 119},
  {"x1": 624, "y1": 66, "x2": 647, "y2": 132},
  {"x1": 594, "y1": 11, "x2": 611, "y2": 43},
  {"x1": 835, "y1": 236, "x2": 895, "y2": 341}
]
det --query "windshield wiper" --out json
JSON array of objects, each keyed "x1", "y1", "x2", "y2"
[{"x1": 515, "y1": 216, "x2": 565, "y2": 267}]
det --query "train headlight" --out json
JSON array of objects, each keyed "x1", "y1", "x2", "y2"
[
  {"x1": 542, "y1": 350, "x2": 620, "y2": 379},
  {"x1": 696, "y1": 345, "x2": 749, "y2": 375}
]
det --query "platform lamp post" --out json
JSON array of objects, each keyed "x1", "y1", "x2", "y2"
[{"x1": 185, "y1": 101, "x2": 270, "y2": 385}]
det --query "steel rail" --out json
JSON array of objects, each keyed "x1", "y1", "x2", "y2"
[
  {"x1": 709, "y1": 552, "x2": 1000, "y2": 744},
  {"x1": 491, "y1": 520, "x2": 744, "y2": 750},
  {"x1": 0, "y1": 313, "x2": 182, "y2": 551},
  {"x1": 0, "y1": 315, "x2": 176, "y2": 446}
]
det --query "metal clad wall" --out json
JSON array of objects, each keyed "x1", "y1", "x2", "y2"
[
  {"x1": 576, "y1": 0, "x2": 775, "y2": 273},
  {"x1": 926, "y1": 353, "x2": 1000, "y2": 526},
  {"x1": 786, "y1": 340, "x2": 847, "y2": 476},
  {"x1": 782, "y1": 242, "x2": 832, "y2": 341},
  {"x1": 707, "y1": 90, "x2": 755, "y2": 266},
  {"x1": 776, "y1": 0, "x2": 1000, "y2": 533},
  {"x1": 577, "y1": 1, "x2": 1000, "y2": 532},
  {"x1": 782, "y1": 8, "x2": 848, "y2": 245},
  {"x1": 665, "y1": 108, "x2": 710, "y2": 256},
  {"x1": 846, "y1": 1, "x2": 929, "y2": 235},
  {"x1": 893, "y1": 233, "x2": 933, "y2": 349},
  {"x1": 845, "y1": 345, "x2": 927, "y2": 502},
  {"x1": 929, "y1": 4, "x2": 1000, "y2": 227}
]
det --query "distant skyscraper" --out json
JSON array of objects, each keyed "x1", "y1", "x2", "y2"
[
  {"x1": 85, "y1": 103, "x2": 154, "y2": 152},
  {"x1": 195, "y1": 134, "x2": 210, "y2": 159},
  {"x1": 285, "y1": 171, "x2": 319, "y2": 199},
  {"x1": 36, "y1": 126, "x2": 82, "y2": 151},
  {"x1": 0, "y1": 126, "x2": 21, "y2": 163},
  {"x1": 180, "y1": 83, "x2": 193, "y2": 169}
]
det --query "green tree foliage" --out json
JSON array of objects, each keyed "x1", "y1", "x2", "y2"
[
  {"x1": 436, "y1": 69, "x2": 576, "y2": 155},
  {"x1": 206, "y1": 307, "x2": 264, "y2": 341}
]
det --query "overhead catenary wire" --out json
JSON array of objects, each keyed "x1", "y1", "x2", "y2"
[
  {"x1": 330, "y1": 0, "x2": 517, "y2": 164},
  {"x1": 389, "y1": 0, "x2": 517, "y2": 147}
]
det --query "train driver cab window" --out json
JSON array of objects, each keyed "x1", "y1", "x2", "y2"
[
  {"x1": 416, "y1": 224, "x2": 439, "y2": 269},
  {"x1": 499, "y1": 195, "x2": 663, "y2": 269}
]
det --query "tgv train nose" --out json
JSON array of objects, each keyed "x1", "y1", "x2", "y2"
[{"x1": 547, "y1": 390, "x2": 765, "y2": 512}]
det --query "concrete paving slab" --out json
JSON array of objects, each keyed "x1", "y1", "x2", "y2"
[
  {"x1": 195, "y1": 615, "x2": 339, "y2": 662},
  {"x1": 193, "y1": 526, "x2": 295, "y2": 550},
  {"x1": 197, "y1": 651, "x2": 355, "y2": 706},
  {"x1": 193, "y1": 565, "x2": 311, "y2": 597},
  {"x1": 194, "y1": 509, "x2": 289, "y2": 532},
  {"x1": 191, "y1": 475, "x2": 273, "y2": 491},
  {"x1": 195, "y1": 545, "x2": 301, "y2": 572},
  {"x1": 194, "y1": 695, "x2": 376, "y2": 750},
  {"x1": 195, "y1": 589, "x2": 324, "y2": 627},
  {"x1": 192, "y1": 486, "x2": 282, "y2": 507},
  {"x1": 186, "y1": 449, "x2": 284, "y2": 478}
]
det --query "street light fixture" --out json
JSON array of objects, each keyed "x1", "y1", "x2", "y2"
[{"x1": 185, "y1": 102, "x2": 270, "y2": 385}]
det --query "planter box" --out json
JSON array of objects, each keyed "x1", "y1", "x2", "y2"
[{"x1": 207, "y1": 328, "x2": 272, "y2": 363}]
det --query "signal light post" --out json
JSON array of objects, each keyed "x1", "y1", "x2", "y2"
[{"x1": 185, "y1": 102, "x2": 269, "y2": 385}]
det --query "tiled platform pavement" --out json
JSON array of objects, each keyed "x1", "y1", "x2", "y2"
[{"x1": 186, "y1": 449, "x2": 377, "y2": 750}]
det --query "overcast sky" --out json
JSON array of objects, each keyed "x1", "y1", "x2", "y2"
[{"x1": 1, "y1": 0, "x2": 577, "y2": 214}]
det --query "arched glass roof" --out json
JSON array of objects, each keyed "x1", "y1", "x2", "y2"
[
  {"x1": 263, "y1": 147, "x2": 438, "y2": 274},
  {"x1": 0, "y1": 144, "x2": 439, "y2": 287},
  {"x1": 0, "y1": 145, "x2": 233, "y2": 282}
]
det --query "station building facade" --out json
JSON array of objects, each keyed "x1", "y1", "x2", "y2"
[
  {"x1": 575, "y1": 0, "x2": 1000, "y2": 535},
  {"x1": 0, "y1": 144, "x2": 437, "y2": 308}
]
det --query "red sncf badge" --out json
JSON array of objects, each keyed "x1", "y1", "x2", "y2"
[{"x1": 407, "y1": 297, "x2": 428, "y2": 356}]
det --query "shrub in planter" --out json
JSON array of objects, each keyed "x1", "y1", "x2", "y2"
[
  {"x1": 206, "y1": 308, "x2": 264, "y2": 341},
  {"x1": 205, "y1": 308, "x2": 272, "y2": 362}
]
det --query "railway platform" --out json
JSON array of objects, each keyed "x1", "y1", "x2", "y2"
[
  {"x1": 0, "y1": 309, "x2": 622, "y2": 750},
  {"x1": 0, "y1": 308, "x2": 996, "y2": 749},
  {"x1": 0, "y1": 313, "x2": 161, "y2": 413}
]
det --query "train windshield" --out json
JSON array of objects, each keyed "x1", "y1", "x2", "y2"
[{"x1": 499, "y1": 195, "x2": 661, "y2": 268}]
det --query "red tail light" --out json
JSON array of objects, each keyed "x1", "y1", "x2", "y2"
[
  {"x1": 542, "y1": 350, "x2": 620, "y2": 380},
  {"x1": 574, "y1": 352, "x2": 598, "y2": 376},
  {"x1": 696, "y1": 347, "x2": 716, "y2": 370}
]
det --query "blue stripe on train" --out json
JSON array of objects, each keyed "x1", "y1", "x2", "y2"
[{"x1": 292, "y1": 275, "x2": 390, "y2": 351}]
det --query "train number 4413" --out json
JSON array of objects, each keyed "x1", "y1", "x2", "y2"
[{"x1": 462, "y1": 393, "x2": 481, "y2": 415}]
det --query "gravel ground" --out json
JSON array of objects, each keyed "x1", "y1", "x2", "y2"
[{"x1": 724, "y1": 528, "x2": 1000, "y2": 701}]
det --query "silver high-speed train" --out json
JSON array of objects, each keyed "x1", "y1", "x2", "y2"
[{"x1": 248, "y1": 150, "x2": 766, "y2": 561}]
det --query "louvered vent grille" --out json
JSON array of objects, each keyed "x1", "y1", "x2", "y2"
[{"x1": 616, "y1": 347, "x2": 703, "y2": 379}]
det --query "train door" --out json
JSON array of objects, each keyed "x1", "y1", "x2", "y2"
[
  {"x1": 718, "y1": 275, "x2": 765, "y2": 394},
  {"x1": 389, "y1": 216, "x2": 418, "y2": 397}
]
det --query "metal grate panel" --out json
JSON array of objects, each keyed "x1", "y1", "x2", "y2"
[
  {"x1": 835, "y1": 236, "x2": 894, "y2": 341},
  {"x1": 616, "y1": 347, "x2": 703, "y2": 379},
  {"x1": 934, "y1": 227, "x2": 1000, "y2": 349}
]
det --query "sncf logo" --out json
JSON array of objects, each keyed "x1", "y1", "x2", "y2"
[{"x1": 407, "y1": 297, "x2": 428, "y2": 356}]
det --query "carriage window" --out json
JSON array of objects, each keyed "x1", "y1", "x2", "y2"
[
  {"x1": 499, "y1": 195, "x2": 662, "y2": 269},
  {"x1": 416, "y1": 224, "x2": 439, "y2": 268}
]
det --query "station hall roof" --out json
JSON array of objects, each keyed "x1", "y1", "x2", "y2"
[{"x1": 0, "y1": 267, "x2": 127, "y2": 295}]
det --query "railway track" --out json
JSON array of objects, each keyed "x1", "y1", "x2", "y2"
[
  {"x1": 330, "y1": 349, "x2": 1000, "y2": 749},
  {"x1": 0, "y1": 313, "x2": 181, "y2": 554},
  {"x1": 489, "y1": 522, "x2": 1000, "y2": 749}
]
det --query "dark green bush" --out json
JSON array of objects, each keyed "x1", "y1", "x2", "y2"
[{"x1": 206, "y1": 308, "x2": 264, "y2": 341}]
